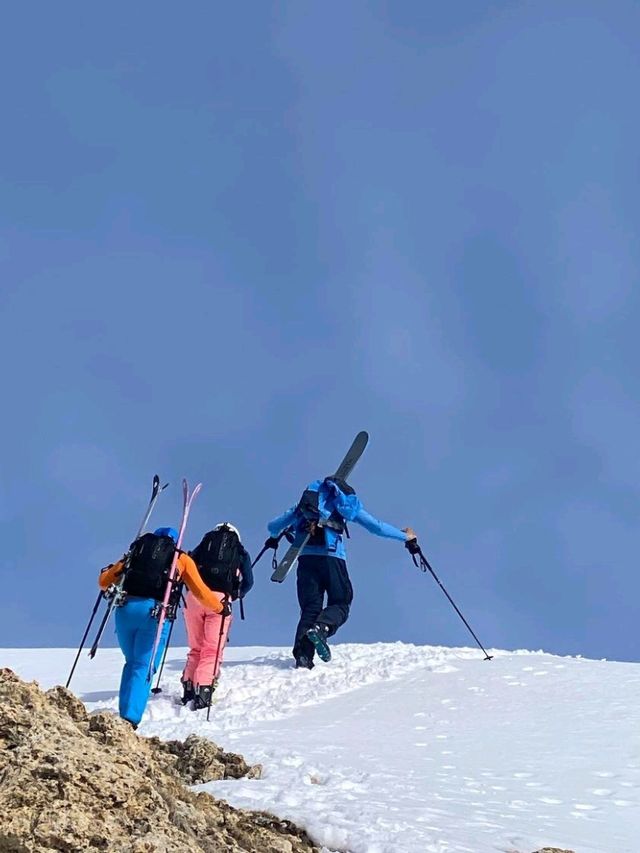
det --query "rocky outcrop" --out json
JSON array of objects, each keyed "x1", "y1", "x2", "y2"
[
  {"x1": 0, "y1": 668, "x2": 318, "y2": 853},
  {"x1": 152, "y1": 733, "x2": 263, "y2": 784},
  {"x1": 536, "y1": 847, "x2": 574, "y2": 853}
]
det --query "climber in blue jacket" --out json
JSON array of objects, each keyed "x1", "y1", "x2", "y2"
[{"x1": 268, "y1": 477, "x2": 416, "y2": 668}]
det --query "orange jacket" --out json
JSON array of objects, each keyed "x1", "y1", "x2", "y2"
[{"x1": 98, "y1": 551, "x2": 223, "y2": 614}]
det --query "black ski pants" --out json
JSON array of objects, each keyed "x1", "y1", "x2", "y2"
[{"x1": 293, "y1": 555, "x2": 353, "y2": 661}]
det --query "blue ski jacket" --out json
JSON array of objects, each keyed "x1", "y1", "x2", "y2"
[
  {"x1": 238, "y1": 550, "x2": 254, "y2": 598},
  {"x1": 267, "y1": 479, "x2": 408, "y2": 560}
]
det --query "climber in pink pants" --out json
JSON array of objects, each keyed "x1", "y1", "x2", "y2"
[{"x1": 181, "y1": 522, "x2": 254, "y2": 710}]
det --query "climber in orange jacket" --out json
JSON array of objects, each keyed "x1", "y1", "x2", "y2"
[{"x1": 98, "y1": 527, "x2": 224, "y2": 728}]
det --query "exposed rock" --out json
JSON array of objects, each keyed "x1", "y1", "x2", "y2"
[
  {"x1": 0, "y1": 668, "x2": 318, "y2": 853},
  {"x1": 152, "y1": 733, "x2": 262, "y2": 784},
  {"x1": 535, "y1": 847, "x2": 574, "y2": 853}
]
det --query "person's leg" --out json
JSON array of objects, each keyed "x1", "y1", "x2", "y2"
[
  {"x1": 293, "y1": 556, "x2": 325, "y2": 664},
  {"x1": 317, "y1": 557, "x2": 353, "y2": 636},
  {"x1": 182, "y1": 594, "x2": 206, "y2": 684},
  {"x1": 194, "y1": 609, "x2": 233, "y2": 686},
  {"x1": 120, "y1": 599, "x2": 170, "y2": 726},
  {"x1": 305, "y1": 558, "x2": 353, "y2": 663},
  {"x1": 115, "y1": 603, "x2": 137, "y2": 719}
]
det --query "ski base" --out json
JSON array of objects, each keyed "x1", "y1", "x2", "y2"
[{"x1": 270, "y1": 532, "x2": 310, "y2": 583}]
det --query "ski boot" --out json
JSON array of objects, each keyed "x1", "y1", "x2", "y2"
[
  {"x1": 193, "y1": 682, "x2": 216, "y2": 711},
  {"x1": 305, "y1": 624, "x2": 331, "y2": 663},
  {"x1": 295, "y1": 654, "x2": 314, "y2": 670},
  {"x1": 181, "y1": 679, "x2": 195, "y2": 705}
]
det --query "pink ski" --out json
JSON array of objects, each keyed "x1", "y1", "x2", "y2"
[{"x1": 146, "y1": 478, "x2": 202, "y2": 682}]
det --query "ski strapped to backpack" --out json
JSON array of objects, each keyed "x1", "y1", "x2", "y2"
[
  {"x1": 271, "y1": 430, "x2": 369, "y2": 583},
  {"x1": 146, "y1": 479, "x2": 202, "y2": 683},
  {"x1": 66, "y1": 475, "x2": 168, "y2": 688}
]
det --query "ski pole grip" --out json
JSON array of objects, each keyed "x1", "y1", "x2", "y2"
[{"x1": 405, "y1": 538, "x2": 421, "y2": 556}]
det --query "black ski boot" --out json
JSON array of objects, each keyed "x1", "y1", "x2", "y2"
[
  {"x1": 295, "y1": 654, "x2": 315, "y2": 670},
  {"x1": 193, "y1": 683, "x2": 215, "y2": 711},
  {"x1": 181, "y1": 679, "x2": 195, "y2": 705},
  {"x1": 305, "y1": 624, "x2": 331, "y2": 663}
]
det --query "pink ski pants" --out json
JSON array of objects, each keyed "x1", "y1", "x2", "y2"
[{"x1": 182, "y1": 591, "x2": 232, "y2": 686}]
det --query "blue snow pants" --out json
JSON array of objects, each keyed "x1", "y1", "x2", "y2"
[
  {"x1": 115, "y1": 597, "x2": 170, "y2": 726},
  {"x1": 293, "y1": 555, "x2": 353, "y2": 662}
]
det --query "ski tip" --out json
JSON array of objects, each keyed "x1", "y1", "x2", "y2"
[{"x1": 354, "y1": 430, "x2": 369, "y2": 451}]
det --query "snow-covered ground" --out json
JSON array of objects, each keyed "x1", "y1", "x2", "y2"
[{"x1": 3, "y1": 642, "x2": 640, "y2": 853}]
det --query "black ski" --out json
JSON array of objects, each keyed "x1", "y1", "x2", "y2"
[{"x1": 270, "y1": 431, "x2": 369, "y2": 583}]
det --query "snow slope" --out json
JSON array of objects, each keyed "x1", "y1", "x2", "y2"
[{"x1": 3, "y1": 643, "x2": 640, "y2": 853}]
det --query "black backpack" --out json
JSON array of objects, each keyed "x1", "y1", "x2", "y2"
[
  {"x1": 191, "y1": 525, "x2": 244, "y2": 597},
  {"x1": 296, "y1": 477, "x2": 355, "y2": 546},
  {"x1": 122, "y1": 532, "x2": 176, "y2": 601}
]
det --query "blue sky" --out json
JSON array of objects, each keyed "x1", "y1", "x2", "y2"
[{"x1": 1, "y1": 1, "x2": 639, "y2": 662}]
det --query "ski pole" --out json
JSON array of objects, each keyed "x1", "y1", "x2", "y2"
[
  {"x1": 206, "y1": 601, "x2": 228, "y2": 722},
  {"x1": 151, "y1": 584, "x2": 185, "y2": 694},
  {"x1": 151, "y1": 616, "x2": 175, "y2": 695},
  {"x1": 65, "y1": 591, "x2": 104, "y2": 688},
  {"x1": 88, "y1": 597, "x2": 116, "y2": 659},
  {"x1": 406, "y1": 540, "x2": 493, "y2": 661},
  {"x1": 251, "y1": 531, "x2": 287, "y2": 569},
  {"x1": 239, "y1": 596, "x2": 245, "y2": 621}
]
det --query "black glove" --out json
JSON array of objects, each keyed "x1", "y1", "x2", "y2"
[
  {"x1": 405, "y1": 538, "x2": 420, "y2": 556},
  {"x1": 220, "y1": 601, "x2": 231, "y2": 618},
  {"x1": 265, "y1": 536, "x2": 281, "y2": 549}
]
